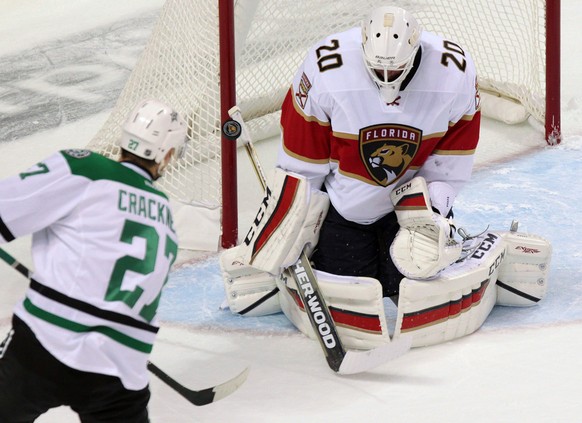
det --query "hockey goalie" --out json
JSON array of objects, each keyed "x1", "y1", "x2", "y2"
[
  {"x1": 220, "y1": 172, "x2": 552, "y2": 350},
  {"x1": 220, "y1": 5, "x2": 552, "y2": 351}
]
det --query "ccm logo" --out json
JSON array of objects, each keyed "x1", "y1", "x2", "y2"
[
  {"x1": 470, "y1": 232, "x2": 505, "y2": 276},
  {"x1": 243, "y1": 187, "x2": 272, "y2": 246},
  {"x1": 472, "y1": 233, "x2": 499, "y2": 259},
  {"x1": 394, "y1": 182, "x2": 412, "y2": 196},
  {"x1": 488, "y1": 251, "x2": 505, "y2": 276}
]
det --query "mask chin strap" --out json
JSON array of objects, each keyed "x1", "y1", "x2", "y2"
[
  {"x1": 379, "y1": 83, "x2": 402, "y2": 103},
  {"x1": 366, "y1": 63, "x2": 408, "y2": 104}
]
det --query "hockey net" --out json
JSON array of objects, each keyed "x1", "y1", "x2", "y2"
[{"x1": 85, "y1": 0, "x2": 558, "y2": 251}]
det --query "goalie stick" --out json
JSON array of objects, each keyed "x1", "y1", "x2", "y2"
[
  {"x1": 0, "y1": 247, "x2": 249, "y2": 406},
  {"x1": 224, "y1": 106, "x2": 412, "y2": 374}
]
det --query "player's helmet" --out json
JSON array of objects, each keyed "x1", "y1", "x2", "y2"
[
  {"x1": 119, "y1": 99, "x2": 188, "y2": 164},
  {"x1": 361, "y1": 6, "x2": 422, "y2": 103}
]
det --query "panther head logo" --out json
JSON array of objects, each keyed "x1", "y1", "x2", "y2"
[
  {"x1": 369, "y1": 143, "x2": 412, "y2": 180},
  {"x1": 360, "y1": 124, "x2": 421, "y2": 186}
]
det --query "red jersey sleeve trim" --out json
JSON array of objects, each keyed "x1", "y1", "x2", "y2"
[{"x1": 280, "y1": 89, "x2": 332, "y2": 162}]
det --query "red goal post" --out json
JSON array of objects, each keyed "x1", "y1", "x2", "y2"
[{"x1": 86, "y1": 0, "x2": 560, "y2": 251}]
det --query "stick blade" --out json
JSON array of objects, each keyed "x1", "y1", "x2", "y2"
[
  {"x1": 148, "y1": 361, "x2": 250, "y2": 406},
  {"x1": 337, "y1": 336, "x2": 412, "y2": 375},
  {"x1": 211, "y1": 366, "x2": 251, "y2": 403}
]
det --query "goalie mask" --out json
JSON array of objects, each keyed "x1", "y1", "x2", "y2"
[
  {"x1": 119, "y1": 99, "x2": 188, "y2": 164},
  {"x1": 361, "y1": 6, "x2": 422, "y2": 103}
]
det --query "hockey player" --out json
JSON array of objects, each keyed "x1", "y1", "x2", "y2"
[
  {"x1": 223, "y1": 6, "x2": 479, "y2": 302},
  {"x1": 277, "y1": 5, "x2": 481, "y2": 299},
  {"x1": 0, "y1": 99, "x2": 187, "y2": 422},
  {"x1": 221, "y1": 7, "x2": 551, "y2": 351}
]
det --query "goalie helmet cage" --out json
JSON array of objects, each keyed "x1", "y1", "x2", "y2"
[{"x1": 85, "y1": 0, "x2": 560, "y2": 250}]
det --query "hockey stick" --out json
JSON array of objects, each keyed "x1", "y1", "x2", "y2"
[
  {"x1": 225, "y1": 106, "x2": 411, "y2": 374},
  {"x1": 0, "y1": 247, "x2": 248, "y2": 406},
  {"x1": 147, "y1": 362, "x2": 249, "y2": 406}
]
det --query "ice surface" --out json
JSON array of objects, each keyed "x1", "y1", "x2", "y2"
[{"x1": 1, "y1": 2, "x2": 581, "y2": 421}]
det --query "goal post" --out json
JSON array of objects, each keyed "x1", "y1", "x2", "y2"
[
  {"x1": 85, "y1": 0, "x2": 561, "y2": 251},
  {"x1": 546, "y1": 0, "x2": 561, "y2": 145},
  {"x1": 219, "y1": 0, "x2": 238, "y2": 249}
]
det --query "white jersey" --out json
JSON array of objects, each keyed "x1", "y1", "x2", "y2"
[
  {"x1": 0, "y1": 150, "x2": 178, "y2": 390},
  {"x1": 278, "y1": 28, "x2": 481, "y2": 224}
]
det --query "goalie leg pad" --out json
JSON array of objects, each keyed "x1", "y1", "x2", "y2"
[
  {"x1": 390, "y1": 176, "x2": 462, "y2": 279},
  {"x1": 220, "y1": 245, "x2": 281, "y2": 316},
  {"x1": 494, "y1": 230, "x2": 552, "y2": 307},
  {"x1": 394, "y1": 232, "x2": 504, "y2": 347},
  {"x1": 276, "y1": 269, "x2": 391, "y2": 350},
  {"x1": 241, "y1": 168, "x2": 329, "y2": 275}
]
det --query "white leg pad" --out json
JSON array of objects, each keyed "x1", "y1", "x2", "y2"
[
  {"x1": 276, "y1": 269, "x2": 391, "y2": 350},
  {"x1": 394, "y1": 232, "x2": 505, "y2": 347},
  {"x1": 495, "y1": 230, "x2": 552, "y2": 307},
  {"x1": 220, "y1": 245, "x2": 281, "y2": 316}
]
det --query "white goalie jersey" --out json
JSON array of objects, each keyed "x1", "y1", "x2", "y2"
[
  {"x1": 278, "y1": 27, "x2": 481, "y2": 224},
  {"x1": 0, "y1": 150, "x2": 178, "y2": 390}
]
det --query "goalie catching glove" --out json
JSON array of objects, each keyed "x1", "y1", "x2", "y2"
[{"x1": 390, "y1": 176, "x2": 462, "y2": 279}]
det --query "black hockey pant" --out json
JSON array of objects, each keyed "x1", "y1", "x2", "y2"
[
  {"x1": 0, "y1": 316, "x2": 150, "y2": 423},
  {"x1": 310, "y1": 204, "x2": 404, "y2": 298}
]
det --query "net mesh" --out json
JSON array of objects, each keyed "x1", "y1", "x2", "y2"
[{"x1": 86, "y1": 0, "x2": 547, "y2": 212}]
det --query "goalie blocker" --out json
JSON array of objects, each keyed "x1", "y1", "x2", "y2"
[
  {"x1": 220, "y1": 167, "x2": 328, "y2": 316},
  {"x1": 239, "y1": 168, "x2": 329, "y2": 276}
]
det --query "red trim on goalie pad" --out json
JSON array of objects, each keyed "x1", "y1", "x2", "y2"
[
  {"x1": 400, "y1": 279, "x2": 490, "y2": 332},
  {"x1": 251, "y1": 176, "x2": 300, "y2": 261},
  {"x1": 286, "y1": 287, "x2": 382, "y2": 334},
  {"x1": 287, "y1": 286, "x2": 305, "y2": 310},
  {"x1": 395, "y1": 192, "x2": 427, "y2": 211},
  {"x1": 330, "y1": 307, "x2": 382, "y2": 334}
]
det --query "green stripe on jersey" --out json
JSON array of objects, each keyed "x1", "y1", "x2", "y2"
[
  {"x1": 23, "y1": 297, "x2": 154, "y2": 353},
  {"x1": 60, "y1": 150, "x2": 168, "y2": 199}
]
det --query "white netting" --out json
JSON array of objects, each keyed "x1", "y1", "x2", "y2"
[{"x1": 86, "y1": 0, "x2": 548, "y2": 224}]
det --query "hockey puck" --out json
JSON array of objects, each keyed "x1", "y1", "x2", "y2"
[{"x1": 222, "y1": 119, "x2": 242, "y2": 140}]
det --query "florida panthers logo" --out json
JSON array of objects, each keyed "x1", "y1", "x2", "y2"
[{"x1": 360, "y1": 124, "x2": 422, "y2": 186}]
